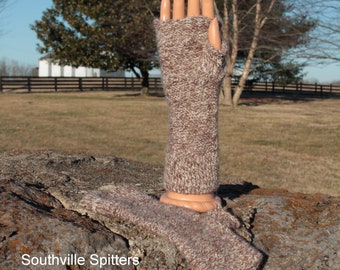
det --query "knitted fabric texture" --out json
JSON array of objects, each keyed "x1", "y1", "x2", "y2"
[
  {"x1": 154, "y1": 16, "x2": 226, "y2": 194},
  {"x1": 80, "y1": 186, "x2": 264, "y2": 270},
  {"x1": 79, "y1": 16, "x2": 264, "y2": 270}
]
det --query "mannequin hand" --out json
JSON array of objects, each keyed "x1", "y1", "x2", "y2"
[
  {"x1": 154, "y1": 0, "x2": 227, "y2": 205},
  {"x1": 160, "y1": 0, "x2": 221, "y2": 50}
]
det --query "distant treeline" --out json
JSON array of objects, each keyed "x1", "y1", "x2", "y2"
[{"x1": 0, "y1": 58, "x2": 37, "y2": 76}]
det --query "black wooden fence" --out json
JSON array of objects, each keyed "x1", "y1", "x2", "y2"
[
  {"x1": 0, "y1": 77, "x2": 162, "y2": 93},
  {"x1": 242, "y1": 81, "x2": 340, "y2": 97},
  {"x1": 0, "y1": 76, "x2": 339, "y2": 97}
]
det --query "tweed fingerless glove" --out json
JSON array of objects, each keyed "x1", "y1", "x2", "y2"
[{"x1": 154, "y1": 16, "x2": 226, "y2": 194}]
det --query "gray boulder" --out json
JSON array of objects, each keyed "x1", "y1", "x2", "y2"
[{"x1": 0, "y1": 151, "x2": 339, "y2": 269}]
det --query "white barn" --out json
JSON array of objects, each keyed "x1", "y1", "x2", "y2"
[{"x1": 38, "y1": 57, "x2": 125, "y2": 77}]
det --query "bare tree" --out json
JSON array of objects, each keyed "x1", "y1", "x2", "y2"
[
  {"x1": 292, "y1": 0, "x2": 340, "y2": 63},
  {"x1": 217, "y1": 0, "x2": 315, "y2": 107},
  {"x1": 0, "y1": 58, "x2": 36, "y2": 76},
  {"x1": 222, "y1": 0, "x2": 276, "y2": 107}
]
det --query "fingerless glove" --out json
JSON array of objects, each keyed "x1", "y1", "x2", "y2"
[{"x1": 154, "y1": 16, "x2": 226, "y2": 194}]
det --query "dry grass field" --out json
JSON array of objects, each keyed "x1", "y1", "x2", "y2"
[{"x1": 0, "y1": 91, "x2": 339, "y2": 196}]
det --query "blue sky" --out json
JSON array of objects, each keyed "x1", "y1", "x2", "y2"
[
  {"x1": 0, "y1": 0, "x2": 52, "y2": 66},
  {"x1": 0, "y1": 0, "x2": 339, "y2": 83}
]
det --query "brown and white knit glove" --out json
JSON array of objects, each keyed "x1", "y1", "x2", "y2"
[{"x1": 154, "y1": 16, "x2": 227, "y2": 195}]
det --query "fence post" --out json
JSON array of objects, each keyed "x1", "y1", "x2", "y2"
[
  {"x1": 315, "y1": 82, "x2": 317, "y2": 93},
  {"x1": 0, "y1": 77, "x2": 2, "y2": 92},
  {"x1": 330, "y1": 84, "x2": 333, "y2": 93},
  {"x1": 79, "y1": 77, "x2": 83, "y2": 91},
  {"x1": 27, "y1": 77, "x2": 31, "y2": 92},
  {"x1": 54, "y1": 77, "x2": 58, "y2": 92}
]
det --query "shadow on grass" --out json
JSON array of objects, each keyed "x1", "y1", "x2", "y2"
[
  {"x1": 116, "y1": 89, "x2": 340, "y2": 105},
  {"x1": 115, "y1": 91, "x2": 165, "y2": 98},
  {"x1": 238, "y1": 91, "x2": 340, "y2": 106}
]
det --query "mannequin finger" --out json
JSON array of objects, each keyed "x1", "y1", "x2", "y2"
[
  {"x1": 173, "y1": 0, "x2": 185, "y2": 19},
  {"x1": 208, "y1": 18, "x2": 221, "y2": 50},
  {"x1": 160, "y1": 0, "x2": 171, "y2": 21},
  {"x1": 202, "y1": 0, "x2": 214, "y2": 19},
  {"x1": 188, "y1": 0, "x2": 200, "y2": 17}
]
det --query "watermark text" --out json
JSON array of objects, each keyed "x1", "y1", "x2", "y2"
[{"x1": 21, "y1": 253, "x2": 139, "y2": 268}]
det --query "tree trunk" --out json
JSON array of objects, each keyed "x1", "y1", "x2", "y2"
[
  {"x1": 140, "y1": 66, "x2": 150, "y2": 96},
  {"x1": 221, "y1": 0, "x2": 239, "y2": 107},
  {"x1": 231, "y1": 0, "x2": 274, "y2": 107},
  {"x1": 221, "y1": 75, "x2": 233, "y2": 106},
  {"x1": 220, "y1": 0, "x2": 276, "y2": 108}
]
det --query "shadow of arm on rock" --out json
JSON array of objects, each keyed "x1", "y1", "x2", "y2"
[{"x1": 217, "y1": 182, "x2": 260, "y2": 201}]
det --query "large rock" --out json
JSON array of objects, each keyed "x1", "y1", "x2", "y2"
[
  {"x1": 226, "y1": 188, "x2": 340, "y2": 269},
  {"x1": 0, "y1": 151, "x2": 339, "y2": 269},
  {"x1": 0, "y1": 179, "x2": 132, "y2": 270}
]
